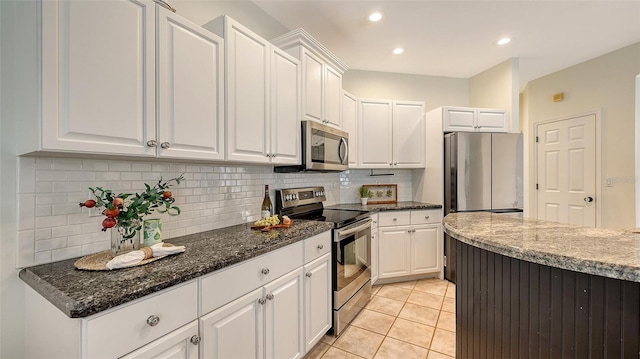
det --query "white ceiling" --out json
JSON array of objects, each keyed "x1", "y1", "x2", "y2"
[{"x1": 253, "y1": 0, "x2": 640, "y2": 90}]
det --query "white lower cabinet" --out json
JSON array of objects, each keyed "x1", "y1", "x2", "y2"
[
  {"x1": 377, "y1": 210, "x2": 443, "y2": 280},
  {"x1": 304, "y1": 253, "x2": 331, "y2": 352},
  {"x1": 200, "y1": 268, "x2": 304, "y2": 359},
  {"x1": 120, "y1": 321, "x2": 199, "y2": 359}
]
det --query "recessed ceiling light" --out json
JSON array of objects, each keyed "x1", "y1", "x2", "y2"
[
  {"x1": 392, "y1": 48, "x2": 404, "y2": 55},
  {"x1": 368, "y1": 12, "x2": 383, "y2": 22},
  {"x1": 496, "y1": 37, "x2": 511, "y2": 45}
]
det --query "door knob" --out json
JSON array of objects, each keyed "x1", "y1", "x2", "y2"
[{"x1": 584, "y1": 197, "x2": 594, "y2": 203}]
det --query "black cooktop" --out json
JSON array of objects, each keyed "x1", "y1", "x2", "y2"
[{"x1": 289, "y1": 209, "x2": 369, "y2": 228}]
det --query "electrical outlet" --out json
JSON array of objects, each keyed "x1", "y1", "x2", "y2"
[{"x1": 605, "y1": 177, "x2": 613, "y2": 187}]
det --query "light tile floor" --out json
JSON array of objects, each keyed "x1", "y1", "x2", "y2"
[{"x1": 304, "y1": 278, "x2": 456, "y2": 359}]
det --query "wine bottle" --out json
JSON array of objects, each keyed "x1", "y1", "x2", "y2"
[{"x1": 261, "y1": 185, "x2": 272, "y2": 219}]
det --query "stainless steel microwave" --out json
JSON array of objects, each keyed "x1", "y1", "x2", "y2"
[{"x1": 274, "y1": 120, "x2": 349, "y2": 172}]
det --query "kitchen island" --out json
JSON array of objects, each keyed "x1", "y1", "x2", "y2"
[{"x1": 444, "y1": 212, "x2": 639, "y2": 358}]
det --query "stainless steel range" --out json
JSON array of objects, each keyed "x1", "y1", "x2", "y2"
[{"x1": 276, "y1": 186, "x2": 372, "y2": 336}]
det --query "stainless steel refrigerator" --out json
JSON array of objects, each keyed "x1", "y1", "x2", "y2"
[{"x1": 443, "y1": 132, "x2": 523, "y2": 282}]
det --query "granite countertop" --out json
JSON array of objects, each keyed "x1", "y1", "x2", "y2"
[
  {"x1": 443, "y1": 212, "x2": 640, "y2": 282},
  {"x1": 326, "y1": 201, "x2": 442, "y2": 212},
  {"x1": 19, "y1": 220, "x2": 334, "y2": 318}
]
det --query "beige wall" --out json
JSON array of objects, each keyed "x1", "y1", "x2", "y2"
[
  {"x1": 343, "y1": 70, "x2": 469, "y2": 111},
  {"x1": 469, "y1": 58, "x2": 520, "y2": 132},
  {"x1": 175, "y1": 0, "x2": 289, "y2": 40},
  {"x1": 523, "y1": 42, "x2": 640, "y2": 229}
]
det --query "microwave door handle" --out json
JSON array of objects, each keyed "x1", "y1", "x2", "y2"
[{"x1": 339, "y1": 137, "x2": 348, "y2": 165}]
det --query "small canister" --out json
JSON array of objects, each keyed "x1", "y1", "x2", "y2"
[{"x1": 143, "y1": 219, "x2": 162, "y2": 247}]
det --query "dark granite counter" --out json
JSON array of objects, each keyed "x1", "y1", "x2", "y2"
[
  {"x1": 443, "y1": 212, "x2": 640, "y2": 282},
  {"x1": 327, "y1": 201, "x2": 442, "y2": 212},
  {"x1": 19, "y1": 220, "x2": 334, "y2": 318}
]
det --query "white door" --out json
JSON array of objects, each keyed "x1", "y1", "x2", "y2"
[
  {"x1": 157, "y1": 8, "x2": 225, "y2": 160},
  {"x1": 270, "y1": 47, "x2": 300, "y2": 164},
  {"x1": 443, "y1": 107, "x2": 476, "y2": 132},
  {"x1": 359, "y1": 99, "x2": 393, "y2": 168},
  {"x1": 342, "y1": 91, "x2": 358, "y2": 167},
  {"x1": 264, "y1": 268, "x2": 304, "y2": 359},
  {"x1": 536, "y1": 114, "x2": 596, "y2": 226},
  {"x1": 120, "y1": 321, "x2": 199, "y2": 359},
  {"x1": 304, "y1": 253, "x2": 332, "y2": 352},
  {"x1": 200, "y1": 288, "x2": 264, "y2": 359},
  {"x1": 226, "y1": 19, "x2": 270, "y2": 163},
  {"x1": 378, "y1": 226, "x2": 411, "y2": 279},
  {"x1": 41, "y1": 0, "x2": 156, "y2": 156},
  {"x1": 324, "y1": 65, "x2": 342, "y2": 128},
  {"x1": 301, "y1": 50, "x2": 324, "y2": 123},
  {"x1": 393, "y1": 101, "x2": 425, "y2": 168},
  {"x1": 410, "y1": 225, "x2": 440, "y2": 274},
  {"x1": 476, "y1": 109, "x2": 507, "y2": 132}
]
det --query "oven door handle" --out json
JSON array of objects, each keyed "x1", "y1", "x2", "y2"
[{"x1": 335, "y1": 218, "x2": 371, "y2": 242}]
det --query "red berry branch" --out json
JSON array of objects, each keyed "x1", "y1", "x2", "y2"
[{"x1": 80, "y1": 174, "x2": 184, "y2": 235}]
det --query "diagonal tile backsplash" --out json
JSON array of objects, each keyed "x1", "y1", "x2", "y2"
[{"x1": 16, "y1": 156, "x2": 413, "y2": 267}]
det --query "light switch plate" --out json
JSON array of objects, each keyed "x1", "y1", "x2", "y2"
[{"x1": 605, "y1": 177, "x2": 613, "y2": 187}]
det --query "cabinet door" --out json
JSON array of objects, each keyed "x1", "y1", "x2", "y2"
[
  {"x1": 393, "y1": 101, "x2": 425, "y2": 168},
  {"x1": 304, "y1": 253, "x2": 332, "y2": 353},
  {"x1": 264, "y1": 268, "x2": 304, "y2": 359},
  {"x1": 359, "y1": 99, "x2": 393, "y2": 168},
  {"x1": 371, "y1": 229, "x2": 379, "y2": 284},
  {"x1": 411, "y1": 225, "x2": 440, "y2": 275},
  {"x1": 301, "y1": 50, "x2": 324, "y2": 123},
  {"x1": 157, "y1": 8, "x2": 225, "y2": 160},
  {"x1": 324, "y1": 65, "x2": 342, "y2": 128},
  {"x1": 226, "y1": 19, "x2": 270, "y2": 163},
  {"x1": 200, "y1": 288, "x2": 264, "y2": 359},
  {"x1": 378, "y1": 226, "x2": 411, "y2": 279},
  {"x1": 342, "y1": 91, "x2": 358, "y2": 168},
  {"x1": 443, "y1": 107, "x2": 476, "y2": 132},
  {"x1": 271, "y1": 47, "x2": 301, "y2": 164},
  {"x1": 120, "y1": 321, "x2": 199, "y2": 359},
  {"x1": 476, "y1": 109, "x2": 508, "y2": 132},
  {"x1": 41, "y1": 0, "x2": 156, "y2": 156}
]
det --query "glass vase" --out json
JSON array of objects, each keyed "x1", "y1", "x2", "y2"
[{"x1": 111, "y1": 221, "x2": 141, "y2": 256}]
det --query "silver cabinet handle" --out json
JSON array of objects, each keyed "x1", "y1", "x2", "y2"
[
  {"x1": 153, "y1": 0, "x2": 176, "y2": 13},
  {"x1": 160, "y1": 142, "x2": 171, "y2": 149},
  {"x1": 393, "y1": 218, "x2": 397, "y2": 221},
  {"x1": 258, "y1": 298, "x2": 266, "y2": 305},
  {"x1": 146, "y1": 315, "x2": 160, "y2": 327},
  {"x1": 190, "y1": 335, "x2": 201, "y2": 345},
  {"x1": 261, "y1": 268, "x2": 270, "y2": 275},
  {"x1": 146, "y1": 140, "x2": 157, "y2": 147},
  {"x1": 584, "y1": 196, "x2": 594, "y2": 203},
  {"x1": 317, "y1": 244, "x2": 324, "y2": 250},
  {"x1": 425, "y1": 216, "x2": 430, "y2": 219},
  {"x1": 306, "y1": 272, "x2": 313, "y2": 278},
  {"x1": 266, "y1": 293, "x2": 274, "y2": 300},
  {"x1": 394, "y1": 162, "x2": 398, "y2": 166}
]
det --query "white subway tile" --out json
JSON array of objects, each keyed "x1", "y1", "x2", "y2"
[
  {"x1": 52, "y1": 158, "x2": 83, "y2": 170},
  {"x1": 51, "y1": 224, "x2": 83, "y2": 238},
  {"x1": 82, "y1": 160, "x2": 109, "y2": 171},
  {"x1": 35, "y1": 251, "x2": 52, "y2": 265},
  {"x1": 121, "y1": 172, "x2": 142, "y2": 181},
  {"x1": 35, "y1": 237, "x2": 68, "y2": 252},
  {"x1": 52, "y1": 182, "x2": 83, "y2": 193},
  {"x1": 131, "y1": 163, "x2": 152, "y2": 171},
  {"x1": 35, "y1": 170, "x2": 68, "y2": 181},
  {"x1": 35, "y1": 215, "x2": 68, "y2": 228},
  {"x1": 81, "y1": 241, "x2": 110, "y2": 255},
  {"x1": 36, "y1": 193, "x2": 68, "y2": 205},
  {"x1": 109, "y1": 162, "x2": 132, "y2": 172},
  {"x1": 67, "y1": 171, "x2": 96, "y2": 181},
  {"x1": 34, "y1": 158, "x2": 53, "y2": 170},
  {"x1": 35, "y1": 205, "x2": 52, "y2": 217},
  {"x1": 36, "y1": 182, "x2": 53, "y2": 193},
  {"x1": 151, "y1": 164, "x2": 170, "y2": 172},
  {"x1": 95, "y1": 172, "x2": 120, "y2": 181},
  {"x1": 52, "y1": 246, "x2": 82, "y2": 262}
]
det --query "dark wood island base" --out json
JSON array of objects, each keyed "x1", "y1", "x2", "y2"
[{"x1": 456, "y1": 239, "x2": 639, "y2": 358}]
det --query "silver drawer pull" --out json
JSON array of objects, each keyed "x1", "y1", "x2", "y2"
[
  {"x1": 190, "y1": 335, "x2": 201, "y2": 345},
  {"x1": 258, "y1": 298, "x2": 266, "y2": 305},
  {"x1": 393, "y1": 218, "x2": 397, "y2": 221},
  {"x1": 425, "y1": 216, "x2": 430, "y2": 219},
  {"x1": 146, "y1": 315, "x2": 160, "y2": 327},
  {"x1": 317, "y1": 244, "x2": 324, "y2": 250},
  {"x1": 146, "y1": 140, "x2": 157, "y2": 147},
  {"x1": 261, "y1": 268, "x2": 270, "y2": 275},
  {"x1": 306, "y1": 272, "x2": 313, "y2": 278},
  {"x1": 266, "y1": 293, "x2": 274, "y2": 300},
  {"x1": 160, "y1": 142, "x2": 171, "y2": 149}
]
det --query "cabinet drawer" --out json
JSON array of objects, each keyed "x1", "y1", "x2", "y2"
[
  {"x1": 378, "y1": 211, "x2": 410, "y2": 227},
  {"x1": 200, "y1": 241, "x2": 304, "y2": 315},
  {"x1": 410, "y1": 209, "x2": 442, "y2": 225},
  {"x1": 304, "y1": 231, "x2": 331, "y2": 264},
  {"x1": 84, "y1": 281, "x2": 198, "y2": 359}
]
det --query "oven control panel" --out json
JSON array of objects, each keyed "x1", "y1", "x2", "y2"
[{"x1": 276, "y1": 186, "x2": 326, "y2": 211}]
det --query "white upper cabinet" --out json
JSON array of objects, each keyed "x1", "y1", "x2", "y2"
[
  {"x1": 443, "y1": 106, "x2": 507, "y2": 132},
  {"x1": 271, "y1": 29, "x2": 348, "y2": 129},
  {"x1": 157, "y1": 7, "x2": 225, "y2": 160},
  {"x1": 207, "y1": 16, "x2": 300, "y2": 165},
  {"x1": 341, "y1": 90, "x2": 358, "y2": 168},
  {"x1": 359, "y1": 99, "x2": 426, "y2": 168},
  {"x1": 19, "y1": 0, "x2": 225, "y2": 160},
  {"x1": 39, "y1": 0, "x2": 157, "y2": 156}
]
